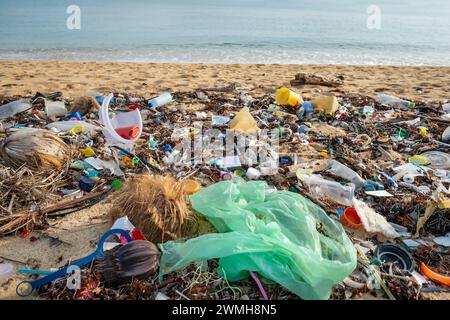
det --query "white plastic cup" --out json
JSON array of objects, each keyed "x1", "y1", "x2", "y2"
[{"x1": 45, "y1": 100, "x2": 68, "y2": 117}]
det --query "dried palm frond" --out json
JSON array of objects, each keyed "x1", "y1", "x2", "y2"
[
  {"x1": 0, "y1": 128, "x2": 71, "y2": 169},
  {"x1": 109, "y1": 174, "x2": 192, "y2": 243},
  {"x1": 0, "y1": 182, "x2": 109, "y2": 237}
]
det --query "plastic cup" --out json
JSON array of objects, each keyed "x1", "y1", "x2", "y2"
[
  {"x1": 340, "y1": 208, "x2": 362, "y2": 229},
  {"x1": 275, "y1": 88, "x2": 302, "y2": 107},
  {"x1": 45, "y1": 100, "x2": 68, "y2": 117}
]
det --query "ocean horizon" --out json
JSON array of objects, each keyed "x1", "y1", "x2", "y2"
[{"x1": 1, "y1": 0, "x2": 450, "y2": 66}]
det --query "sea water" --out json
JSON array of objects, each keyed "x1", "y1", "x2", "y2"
[{"x1": 0, "y1": 0, "x2": 449, "y2": 65}]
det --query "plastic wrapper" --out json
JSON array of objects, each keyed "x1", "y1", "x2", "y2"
[{"x1": 159, "y1": 180, "x2": 357, "y2": 300}]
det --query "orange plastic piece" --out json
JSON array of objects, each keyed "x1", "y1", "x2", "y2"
[
  {"x1": 420, "y1": 262, "x2": 450, "y2": 287},
  {"x1": 340, "y1": 208, "x2": 362, "y2": 229}
]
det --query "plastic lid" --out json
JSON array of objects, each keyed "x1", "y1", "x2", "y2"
[
  {"x1": 375, "y1": 244, "x2": 415, "y2": 273},
  {"x1": 183, "y1": 179, "x2": 201, "y2": 195},
  {"x1": 420, "y1": 151, "x2": 450, "y2": 170}
]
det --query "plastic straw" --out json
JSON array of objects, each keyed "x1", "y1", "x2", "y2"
[{"x1": 250, "y1": 271, "x2": 269, "y2": 300}]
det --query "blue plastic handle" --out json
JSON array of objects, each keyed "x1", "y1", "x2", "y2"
[{"x1": 16, "y1": 228, "x2": 132, "y2": 297}]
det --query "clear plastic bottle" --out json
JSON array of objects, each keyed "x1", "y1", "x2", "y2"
[
  {"x1": 376, "y1": 94, "x2": 415, "y2": 109},
  {"x1": 326, "y1": 160, "x2": 365, "y2": 190},
  {"x1": 300, "y1": 174, "x2": 355, "y2": 206},
  {"x1": 147, "y1": 92, "x2": 173, "y2": 108}
]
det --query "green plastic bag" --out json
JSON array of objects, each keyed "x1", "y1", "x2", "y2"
[{"x1": 159, "y1": 180, "x2": 356, "y2": 300}]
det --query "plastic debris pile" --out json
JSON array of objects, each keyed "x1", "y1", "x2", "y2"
[{"x1": 0, "y1": 85, "x2": 449, "y2": 300}]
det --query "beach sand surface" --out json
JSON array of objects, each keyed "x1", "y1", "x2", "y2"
[{"x1": 1, "y1": 61, "x2": 450, "y2": 102}]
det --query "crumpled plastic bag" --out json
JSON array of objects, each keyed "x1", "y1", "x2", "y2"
[
  {"x1": 352, "y1": 198, "x2": 399, "y2": 239},
  {"x1": 159, "y1": 180, "x2": 356, "y2": 300}
]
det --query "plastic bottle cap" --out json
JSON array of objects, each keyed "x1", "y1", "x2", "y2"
[
  {"x1": 79, "y1": 175, "x2": 95, "y2": 192},
  {"x1": 111, "y1": 179, "x2": 123, "y2": 191},
  {"x1": 79, "y1": 147, "x2": 95, "y2": 158},
  {"x1": 183, "y1": 179, "x2": 201, "y2": 195}
]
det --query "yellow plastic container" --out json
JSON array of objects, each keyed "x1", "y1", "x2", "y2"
[
  {"x1": 311, "y1": 95, "x2": 339, "y2": 116},
  {"x1": 275, "y1": 87, "x2": 302, "y2": 107},
  {"x1": 229, "y1": 107, "x2": 260, "y2": 133}
]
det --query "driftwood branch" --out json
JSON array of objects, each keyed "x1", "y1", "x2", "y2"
[{"x1": 290, "y1": 72, "x2": 344, "y2": 87}]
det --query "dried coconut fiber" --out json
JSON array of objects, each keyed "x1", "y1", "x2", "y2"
[
  {"x1": 109, "y1": 174, "x2": 192, "y2": 243},
  {"x1": 0, "y1": 128, "x2": 70, "y2": 169}
]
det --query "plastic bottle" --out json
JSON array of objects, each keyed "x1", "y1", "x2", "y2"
[
  {"x1": 275, "y1": 87, "x2": 302, "y2": 107},
  {"x1": 300, "y1": 174, "x2": 355, "y2": 206},
  {"x1": 326, "y1": 160, "x2": 365, "y2": 190},
  {"x1": 147, "y1": 92, "x2": 173, "y2": 108},
  {"x1": 376, "y1": 94, "x2": 415, "y2": 109},
  {"x1": 0, "y1": 99, "x2": 32, "y2": 119}
]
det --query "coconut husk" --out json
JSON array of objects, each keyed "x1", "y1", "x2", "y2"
[
  {"x1": 0, "y1": 128, "x2": 71, "y2": 169},
  {"x1": 109, "y1": 174, "x2": 192, "y2": 243}
]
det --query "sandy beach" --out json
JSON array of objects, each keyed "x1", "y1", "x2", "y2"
[
  {"x1": 1, "y1": 60, "x2": 450, "y2": 300},
  {"x1": 1, "y1": 61, "x2": 450, "y2": 102}
]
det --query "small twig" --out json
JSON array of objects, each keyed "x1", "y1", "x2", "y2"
[{"x1": 0, "y1": 255, "x2": 27, "y2": 265}]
